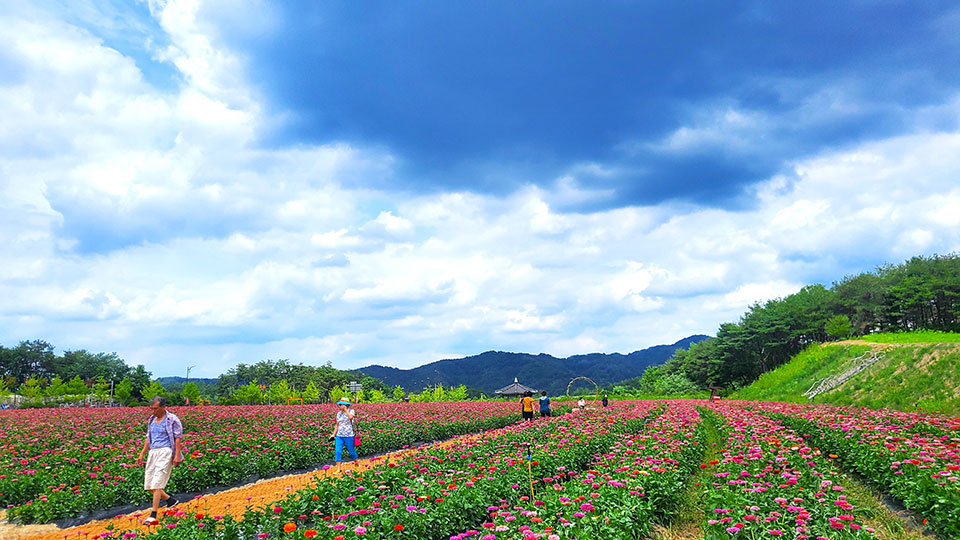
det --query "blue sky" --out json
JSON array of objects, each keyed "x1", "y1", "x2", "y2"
[{"x1": 2, "y1": 0, "x2": 960, "y2": 378}]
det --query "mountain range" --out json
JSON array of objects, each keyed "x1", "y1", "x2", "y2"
[{"x1": 355, "y1": 335, "x2": 710, "y2": 395}]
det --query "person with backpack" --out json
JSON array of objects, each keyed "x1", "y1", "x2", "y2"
[{"x1": 136, "y1": 396, "x2": 184, "y2": 525}]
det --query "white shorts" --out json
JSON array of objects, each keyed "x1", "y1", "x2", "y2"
[{"x1": 144, "y1": 447, "x2": 173, "y2": 490}]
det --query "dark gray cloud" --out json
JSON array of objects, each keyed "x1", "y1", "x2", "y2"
[{"x1": 223, "y1": 0, "x2": 960, "y2": 207}]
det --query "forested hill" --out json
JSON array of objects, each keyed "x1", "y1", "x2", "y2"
[
  {"x1": 357, "y1": 335, "x2": 709, "y2": 395},
  {"x1": 655, "y1": 254, "x2": 960, "y2": 393}
]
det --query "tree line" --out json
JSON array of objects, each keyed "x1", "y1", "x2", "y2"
[
  {"x1": 0, "y1": 343, "x2": 476, "y2": 407},
  {"x1": 651, "y1": 254, "x2": 960, "y2": 392},
  {"x1": 643, "y1": 254, "x2": 960, "y2": 393},
  {"x1": 0, "y1": 341, "x2": 154, "y2": 405}
]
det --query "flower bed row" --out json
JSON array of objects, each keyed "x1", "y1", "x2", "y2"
[
  {"x1": 0, "y1": 402, "x2": 526, "y2": 523},
  {"x1": 448, "y1": 401, "x2": 705, "y2": 540},
  {"x1": 751, "y1": 401, "x2": 960, "y2": 538},
  {"x1": 95, "y1": 401, "x2": 665, "y2": 539},
  {"x1": 704, "y1": 402, "x2": 884, "y2": 539}
]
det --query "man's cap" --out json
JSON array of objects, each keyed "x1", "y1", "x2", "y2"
[{"x1": 336, "y1": 400, "x2": 351, "y2": 405}]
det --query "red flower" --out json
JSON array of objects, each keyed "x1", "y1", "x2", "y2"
[{"x1": 394, "y1": 524, "x2": 404, "y2": 531}]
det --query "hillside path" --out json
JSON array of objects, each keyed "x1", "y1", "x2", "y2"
[{"x1": 3, "y1": 431, "x2": 487, "y2": 540}]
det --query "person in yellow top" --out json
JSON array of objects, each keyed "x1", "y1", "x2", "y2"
[{"x1": 520, "y1": 390, "x2": 536, "y2": 421}]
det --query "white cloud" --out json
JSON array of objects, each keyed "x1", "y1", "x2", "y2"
[{"x1": 3, "y1": 3, "x2": 960, "y2": 379}]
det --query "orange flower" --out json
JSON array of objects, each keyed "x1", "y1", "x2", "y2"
[
  {"x1": 304, "y1": 530, "x2": 318, "y2": 538},
  {"x1": 284, "y1": 522, "x2": 297, "y2": 533}
]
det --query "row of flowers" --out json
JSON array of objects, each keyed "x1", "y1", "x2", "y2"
[
  {"x1": 89, "y1": 401, "x2": 668, "y2": 539},
  {"x1": 752, "y1": 401, "x2": 960, "y2": 538},
  {"x1": 0, "y1": 402, "x2": 527, "y2": 523},
  {"x1": 447, "y1": 401, "x2": 705, "y2": 540},
  {"x1": 702, "y1": 403, "x2": 887, "y2": 539}
]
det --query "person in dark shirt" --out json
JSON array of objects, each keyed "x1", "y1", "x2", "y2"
[{"x1": 538, "y1": 391, "x2": 551, "y2": 417}]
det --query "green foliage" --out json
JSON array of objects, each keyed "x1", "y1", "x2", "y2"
[
  {"x1": 235, "y1": 380, "x2": 263, "y2": 404},
  {"x1": 447, "y1": 384, "x2": 468, "y2": 401},
  {"x1": 663, "y1": 254, "x2": 960, "y2": 391},
  {"x1": 328, "y1": 384, "x2": 345, "y2": 404},
  {"x1": 115, "y1": 377, "x2": 133, "y2": 405},
  {"x1": 616, "y1": 366, "x2": 701, "y2": 397},
  {"x1": 302, "y1": 380, "x2": 320, "y2": 403},
  {"x1": 45, "y1": 376, "x2": 66, "y2": 398},
  {"x1": 214, "y1": 359, "x2": 384, "y2": 405},
  {"x1": 65, "y1": 375, "x2": 88, "y2": 396},
  {"x1": 18, "y1": 376, "x2": 44, "y2": 400},
  {"x1": 368, "y1": 389, "x2": 386, "y2": 402},
  {"x1": 652, "y1": 373, "x2": 700, "y2": 395},
  {"x1": 140, "y1": 381, "x2": 166, "y2": 402},
  {"x1": 824, "y1": 314, "x2": 852, "y2": 339},
  {"x1": 268, "y1": 379, "x2": 295, "y2": 403},
  {"x1": 182, "y1": 382, "x2": 201, "y2": 404},
  {"x1": 92, "y1": 376, "x2": 110, "y2": 402},
  {"x1": 392, "y1": 385, "x2": 405, "y2": 401}
]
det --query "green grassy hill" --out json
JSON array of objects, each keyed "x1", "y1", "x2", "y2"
[{"x1": 731, "y1": 332, "x2": 960, "y2": 415}]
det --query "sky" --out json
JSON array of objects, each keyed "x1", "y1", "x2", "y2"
[{"x1": 2, "y1": 0, "x2": 960, "y2": 378}]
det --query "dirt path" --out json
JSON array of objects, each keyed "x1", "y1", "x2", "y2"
[{"x1": 4, "y1": 432, "x2": 487, "y2": 540}]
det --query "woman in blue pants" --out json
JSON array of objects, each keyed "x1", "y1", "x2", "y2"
[{"x1": 329, "y1": 399, "x2": 358, "y2": 472}]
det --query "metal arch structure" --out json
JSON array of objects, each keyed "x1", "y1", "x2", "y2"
[{"x1": 566, "y1": 376, "x2": 600, "y2": 407}]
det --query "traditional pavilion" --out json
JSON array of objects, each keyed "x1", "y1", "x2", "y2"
[{"x1": 494, "y1": 377, "x2": 538, "y2": 397}]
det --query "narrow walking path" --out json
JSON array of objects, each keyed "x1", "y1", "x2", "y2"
[
  {"x1": 649, "y1": 408, "x2": 724, "y2": 540},
  {"x1": 6, "y1": 432, "x2": 487, "y2": 540}
]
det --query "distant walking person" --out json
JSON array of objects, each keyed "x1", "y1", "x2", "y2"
[
  {"x1": 602, "y1": 394, "x2": 609, "y2": 407},
  {"x1": 136, "y1": 396, "x2": 183, "y2": 525},
  {"x1": 520, "y1": 391, "x2": 536, "y2": 421},
  {"x1": 539, "y1": 390, "x2": 551, "y2": 417},
  {"x1": 330, "y1": 399, "x2": 359, "y2": 472}
]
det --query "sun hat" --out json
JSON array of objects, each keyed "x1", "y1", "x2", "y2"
[{"x1": 336, "y1": 399, "x2": 351, "y2": 405}]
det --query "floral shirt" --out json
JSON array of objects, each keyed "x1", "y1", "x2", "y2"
[{"x1": 336, "y1": 410, "x2": 355, "y2": 437}]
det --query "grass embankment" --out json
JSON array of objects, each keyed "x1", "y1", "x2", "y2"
[{"x1": 731, "y1": 332, "x2": 960, "y2": 416}]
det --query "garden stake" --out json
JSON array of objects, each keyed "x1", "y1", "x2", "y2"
[{"x1": 525, "y1": 447, "x2": 534, "y2": 500}]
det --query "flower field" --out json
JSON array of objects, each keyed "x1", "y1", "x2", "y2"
[
  {"x1": 0, "y1": 403, "x2": 523, "y2": 523},
  {"x1": 3, "y1": 400, "x2": 959, "y2": 539},
  {"x1": 752, "y1": 401, "x2": 960, "y2": 538}
]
